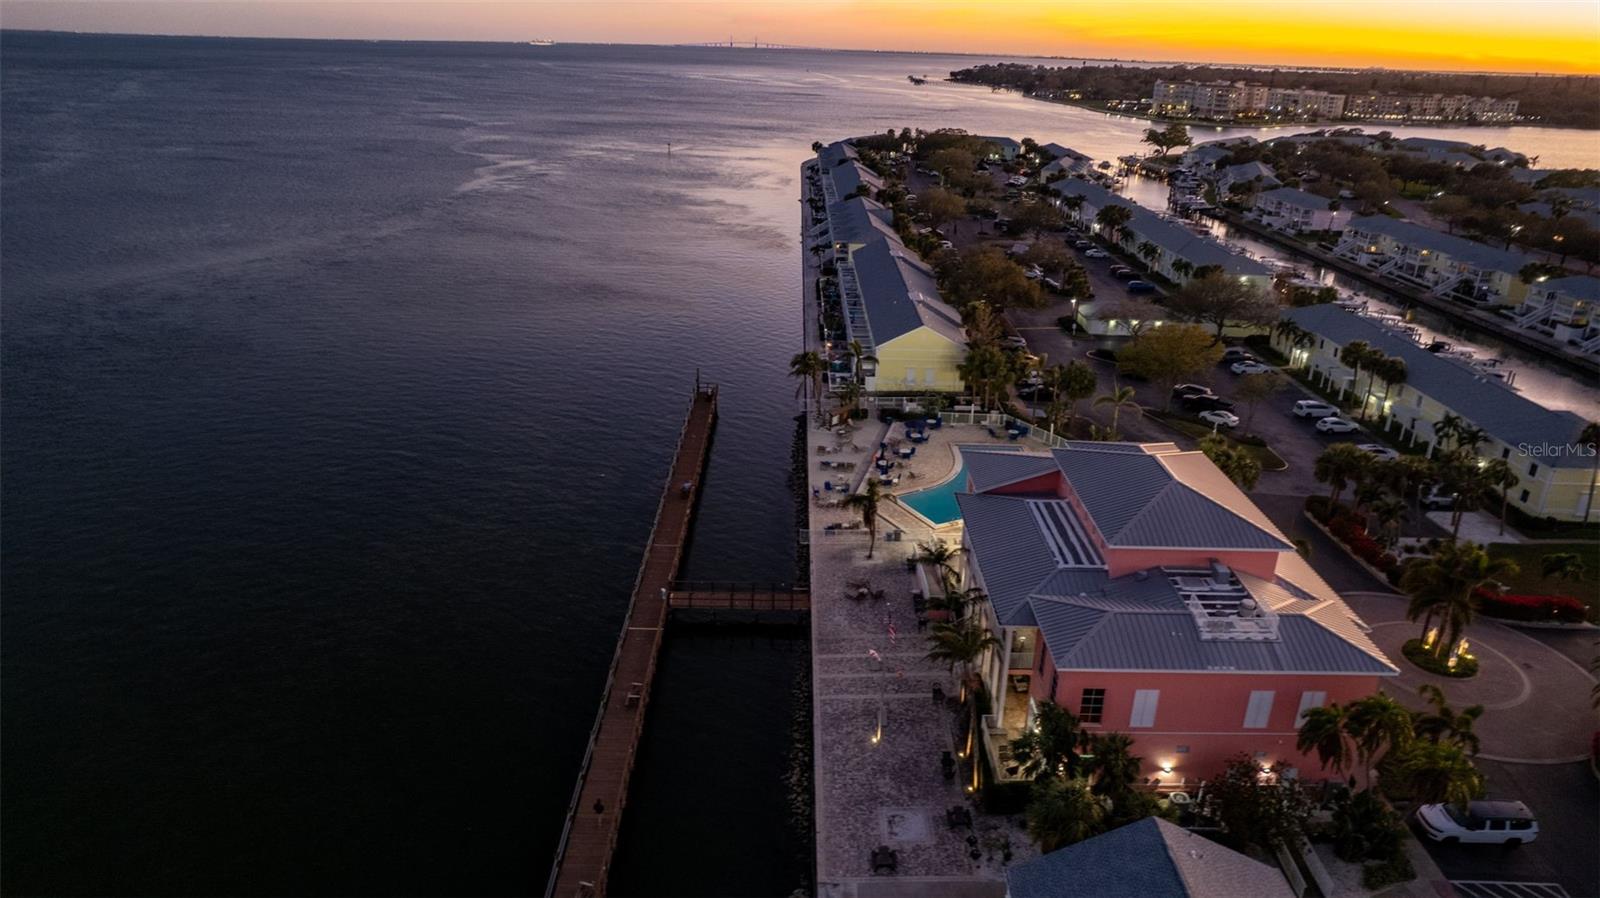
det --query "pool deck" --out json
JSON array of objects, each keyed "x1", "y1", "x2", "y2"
[{"x1": 805, "y1": 413, "x2": 1051, "y2": 898}]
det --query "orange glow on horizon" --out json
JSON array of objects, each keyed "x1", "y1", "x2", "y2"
[{"x1": 2, "y1": 0, "x2": 1597, "y2": 74}]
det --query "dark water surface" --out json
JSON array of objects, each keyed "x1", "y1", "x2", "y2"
[{"x1": 4, "y1": 32, "x2": 1594, "y2": 897}]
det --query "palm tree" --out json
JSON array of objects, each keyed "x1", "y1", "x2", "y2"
[
  {"x1": 1401, "y1": 540, "x2": 1519, "y2": 660},
  {"x1": 1580, "y1": 421, "x2": 1600, "y2": 524},
  {"x1": 1094, "y1": 385, "x2": 1141, "y2": 440},
  {"x1": 1480, "y1": 458, "x2": 1520, "y2": 536},
  {"x1": 1081, "y1": 732, "x2": 1142, "y2": 799},
  {"x1": 1315, "y1": 442, "x2": 1371, "y2": 507},
  {"x1": 842, "y1": 479, "x2": 886, "y2": 558},
  {"x1": 1344, "y1": 693, "x2": 1414, "y2": 787},
  {"x1": 789, "y1": 350, "x2": 826, "y2": 422},
  {"x1": 926, "y1": 618, "x2": 1002, "y2": 781},
  {"x1": 1136, "y1": 240, "x2": 1160, "y2": 269},
  {"x1": 1171, "y1": 259, "x2": 1194, "y2": 281},
  {"x1": 913, "y1": 540, "x2": 962, "y2": 592},
  {"x1": 836, "y1": 380, "x2": 864, "y2": 421},
  {"x1": 1540, "y1": 552, "x2": 1588, "y2": 582},
  {"x1": 929, "y1": 586, "x2": 986, "y2": 622},
  {"x1": 1337, "y1": 340, "x2": 1373, "y2": 408},
  {"x1": 1394, "y1": 741, "x2": 1484, "y2": 809},
  {"x1": 1369, "y1": 496, "x2": 1407, "y2": 549},
  {"x1": 1058, "y1": 361, "x2": 1098, "y2": 434},
  {"x1": 1296, "y1": 704, "x2": 1354, "y2": 779},
  {"x1": 1373, "y1": 356, "x2": 1407, "y2": 425},
  {"x1": 847, "y1": 339, "x2": 876, "y2": 382},
  {"x1": 1431, "y1": 413, "x2": 1466, "y2": 457},
  {"x1": 1414, "y1": 684, "x2": 1484, "y2": 755},
  {"x1": 1094, "y1": 204, "x2": 1133, "y2": 245},
  {"x1": 1026, "y1": 778, "x2": 1104, "y2": 852},
  {"x1": 1009, "y1": 700, "x2": 1084, "y2": 781}
]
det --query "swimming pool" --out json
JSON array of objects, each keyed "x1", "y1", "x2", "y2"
[{"x1": 899, "y1": 445, "x2": 1022, "y2": 526}]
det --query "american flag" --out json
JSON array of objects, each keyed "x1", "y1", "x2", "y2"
[{"x1": 887, "y1": 621, "x2": 898, "y2": 642}]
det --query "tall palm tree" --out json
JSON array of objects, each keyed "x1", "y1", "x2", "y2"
[
  {"x1": 1094, "y1": 385, "x2": 1141, "y2": 440},
  {"x1": 1401, "y1": 540, "x2": 1519, "y2": 660},
  {"x1": 789, "y1": 350, "x2": 826, "y2": 422},
  {"x1": 1058, "y1": 361, "x2": 1098, "y2": 434},
  {"x1": 1026, "y1": 778, "x2": 1104, "y2": 852},
  {"x1": 1170, "y1": 259, "x2": 1194, "y2": 281},
  {"x1": 1296, "y1": 704, "x2": 1354, "y2": 779},
  {"x1": 1414, "y1": 684, "x2": 1484, "y2": 755},
  {"x1": 847, "y1": 339, "x2": 876, "y2": 383},
  {"x1": 926, "y1": 618, "x2": 1002, "y2": 780},
  {"x1": 1369, "y1": 496, "x2": 1407, "y2": 549},
  {"x1": 842, "y1": 479, "x2": 886, "y2": 559},
  {"x1": 1580, "y1": 421, "x2": 1600, "y2": 524},
  {"x1": 1431, "y1": 413, "x2": 1465, "y2": 458},
  {"x1": 1480, "y1": 458, "x2": 1520, "y2": 536},
  {"x1": 912, "y1": 540, "x2": 962, "y2": 592},
  {"x1": 1314, "y1": 442, "x2": 1371, "y2": 507},
  {"x1": 1337, "y1": 340, "x2": 1373, "y2": 407},
  {"x1": 1094, "y1": 204, "x2": 1133, "y2": 245},
  {"x1": 1394, "y1": 741, "x2": 1484, "y2": 809},
  {"x1": 1081, "y1": 732, "x2": 1142, "y2": 799},
  {"x1": 1373, "y1": 356, "x2": 1407, "y2": 425},
  {"x1": 1009, "y1": 700, "x2": 1084, "y2": 781},
  {"x1": 1540, "y1": 552, "x2": 1588, "y2": 582},
  {"x1": 836, "y1": 381, "x2": 864, "y2": 421},
  {"x1": 1344, "y1": 693, "x2": 1414, "y2": 788},
  {"x1": 1136, "y1": 241, "x2": 1160, "y2": 271}
]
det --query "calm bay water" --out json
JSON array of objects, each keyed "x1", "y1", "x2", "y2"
[{"x1": 3, "y1": 32, "x2": 1595, "y2": 896}]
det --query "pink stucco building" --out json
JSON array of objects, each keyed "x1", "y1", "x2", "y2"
[{"x1": 951, "y1": 441, "x2": 1397, "y2": 789}]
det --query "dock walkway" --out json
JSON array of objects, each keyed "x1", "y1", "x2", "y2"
[{"x1": 545, "y1": 383, "x2": 718, "y2": 898}]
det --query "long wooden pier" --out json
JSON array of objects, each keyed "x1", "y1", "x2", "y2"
[
  {"x1": 545, "y1": 382, "x2": 718, "y2": 898},
  {"x1": 668, "y1": 581, "x2": 810, "y2": 612}
]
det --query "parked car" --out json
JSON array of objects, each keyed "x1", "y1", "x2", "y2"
[
  {"x1": 1112, "y1": 268, "x2": 1140, "y2": 281},
  {"x1": 1109, "y1": 264, "x2": 1132, "y2": 275},
  {"x1": 1126, "y1": 280, "x2": 1157, "y2": 294},
  {"x1": 1315, "y1": 417, "x2": 1359, "y2": 434},
  {"x1": 938, "y1": 240, "x2": 954, "y2": 250},
  {"x1": 1184, "y1": 394, "x2": 1236, "y2": 412},
  {"x1": 1043, "y1": 277, "x2": 1062, "y2": 291},
  {"x1": 1084, "y1": 248, "x2": 1110, "y2": 259},
  {"x1": 1230, "y1": 361, "x2": 1273, "y2": 375},
  {"x1": 1074, "y1": 240, "x2": 1093, "y2": 249},
  {"x1": 1221, "y1": 347, "x2": 1254, "y2": 362},
  {"x1": 1024, "y1": 268, "x2": 1041, "y2": 280},
  {"x1": 1199, "y1": 410, "x2": 1240, "y2": 429},
  {"x1": 1002, "y1": 335, "x2": 1029, "y2": 349},
  {"x1": 1292, "y1": 399, "x2": 1340, "y2": 418},
  {"x1": 1357, "y1": 443, "x2": 1399, "y2": 461},
  {"x1": 1172, "y1": 383, "x2": 1212, "y2": 400},
  {"x1": 1415, "y1": 801, "x2": 1538, "y2": 846},
  {"x1": 1421, "y1": 486, "x2": 1457, "y2": 510}
]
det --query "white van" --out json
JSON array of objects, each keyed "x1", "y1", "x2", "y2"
[
  {"x1": 1415, "y1": 800, "x2": 1539, "y2": 846},
  {"x1": 1293, "y1": 399, "x2": 1339, "y2": 418}
]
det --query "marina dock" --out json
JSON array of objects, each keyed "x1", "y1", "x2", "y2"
[{"x1": 545, "y1": 382, "x2": 718, "y2": 898}]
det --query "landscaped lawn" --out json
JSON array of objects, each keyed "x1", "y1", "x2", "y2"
[{"x1": 1485, "y1": 540, "x2": 1600, "y2": 607}]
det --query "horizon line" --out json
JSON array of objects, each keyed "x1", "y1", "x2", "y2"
[{"x1": 4, "y1": 27, "x2": 1596, "y2": 78}]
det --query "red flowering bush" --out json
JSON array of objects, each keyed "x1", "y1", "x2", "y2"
[{"x1": 1473, "y1": 587, "x2": 1588, "y2": 623}]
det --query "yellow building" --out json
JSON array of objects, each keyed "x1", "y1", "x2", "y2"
[
  {"x1": 1278, "y1": 304, "x2": 1597, "y2": 522},
  {"x1": 841, "y1": 238, "x2": 967, "y2": 392}
]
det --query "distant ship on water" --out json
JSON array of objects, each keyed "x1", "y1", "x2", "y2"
[{"x1": 528, "y1": 39, "x2": 557, "y2": 46}]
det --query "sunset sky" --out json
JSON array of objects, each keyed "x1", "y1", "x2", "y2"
[{"x1": 4, "y1": 0, "x2": 1598, "y2": 74}]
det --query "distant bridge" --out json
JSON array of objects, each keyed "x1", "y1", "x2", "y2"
[{"x1": 677, "y1": 39, "x2": 826, "y2": 50}]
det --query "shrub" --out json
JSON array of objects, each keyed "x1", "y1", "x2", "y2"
[
  {"x1": 1361, "y1": 853, "x2": 1416, "y2": 891},
  {"x1": 1473, "y1": 588, "x2": 1587, "y2": 623},
  {"x1": 1305, "y1": 495, "x2": 1332, "y2": 522},
  {"x1": 1330, "y1": 789, "x2": 1407, "y2": 864},
  {"x1": 1402, "y1": 638, "x2": 1478, "y2": 678}
]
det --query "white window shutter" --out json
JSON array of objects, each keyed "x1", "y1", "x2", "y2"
[
  {"x1": 1129, "y1": 689, "x2": 1159, "y2": 728},
  {"x1": 1295, "y1": 691, "x2": 1327, "y2": 727},
  {"x1": 1243, "y1": 690, "x2": 1275, "y2": 729}
]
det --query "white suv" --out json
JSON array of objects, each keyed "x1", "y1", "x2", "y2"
[
  {"x1": 1293, "y1": 399, "x2": 1339, "y2": 418},
  {"x1": 1416, "y1": 800, "x2": 1538, "y2": 846}
]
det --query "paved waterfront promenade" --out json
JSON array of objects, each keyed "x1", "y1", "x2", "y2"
[
  {"x1": 546, "y1": 385, "x2": 717, "y2": 898},
  {"x1": 807, "y1": 414, "x2": 1042, "y2": 898}
]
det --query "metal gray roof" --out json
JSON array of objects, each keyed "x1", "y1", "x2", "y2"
[
  {"x1": 848, "y1": 238, "x2": 965, "y2": 345},
  {"x1": 817, "y1": 140, "x2": 858, "y2": 167},
  {"x1": 1216, "y1": 161, "x2": 1279, "y2": 183},
  {"x1": 1049, "y1": 447, "x2": 1291, "y2": 550},
  {"x1": 828, "y1": 159, "x2": 882, "y2": 198},
  {"x1": 1257, "y1": 186, "x2": 1336, "y2": 210},
  {"x1": 961, "y1": 450, "x2": 1059, "y2": 493},
  {"x1": 1346, "y1": 215, "x2": 1528, "y2": 275},
  {"x1": 1049, "y1": 178, "x2": 1271, "y2": 277},
  {"x1": 827, "y1": 195, "x2": 898, "y2": 247},
  {"x1": 955, "y1": 492, "x2": 1065, "y2": 626},
  {"x1": 1285, "y1": 304, "x2": 1593, "y2": 467},
  {"x1": 1029, "y1": 598, "x2": 1396, "y2": 675},
  {"x1": 1008, "y1": 818, "x2": 1295, "y2": 898},
  {"x1": 1540, "y1": 275, "x2": 1600, "y2": 302}
]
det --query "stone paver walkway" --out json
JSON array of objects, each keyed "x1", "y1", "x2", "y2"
[{"x1": 808, "y1": 416, "x2": 1047, "y2": 898}]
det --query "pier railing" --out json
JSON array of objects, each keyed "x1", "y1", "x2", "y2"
[{"x1": 667, "y1": 581, "x2": 810, "y2": 611}]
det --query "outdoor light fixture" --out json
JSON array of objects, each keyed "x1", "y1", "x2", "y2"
[
  {"x1": 1423, "y1": 627, "x2": 1439, "y2": 649},
  {"x1": 1160, "y1": 763, "x2": 1174, "y2": 774}
]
